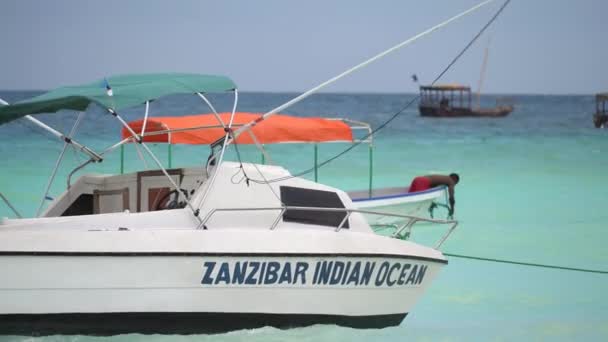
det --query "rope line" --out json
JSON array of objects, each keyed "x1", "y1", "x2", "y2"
[
  {"x1": 235, "y1": 0, "x2": 512, "y2": 185},
  {"x1": 444, "y1": 253, "x2": 608, "y2": 274}
]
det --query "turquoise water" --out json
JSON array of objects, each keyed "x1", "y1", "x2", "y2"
[{"x1": 1, "y1": 92, "x2": 607, "y2": 341}]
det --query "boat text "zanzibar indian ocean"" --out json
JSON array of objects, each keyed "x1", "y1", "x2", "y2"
[{"x1": 201, "y1": 260, "x2": 428, "y2": 287}]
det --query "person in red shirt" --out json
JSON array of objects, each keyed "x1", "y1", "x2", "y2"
[{"x1": 408, "y1": 173, "x2": 460, "y2": 217}]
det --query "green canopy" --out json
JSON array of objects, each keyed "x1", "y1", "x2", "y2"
[{"x1": 0, "y1": 73, "x2": 237, "y2": 124}]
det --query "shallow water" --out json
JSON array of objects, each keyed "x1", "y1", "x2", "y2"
[{"x1": 1, "y1": 91, "x2": 607, "y2": 341}]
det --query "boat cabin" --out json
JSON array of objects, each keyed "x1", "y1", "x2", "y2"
[
  {"x1": 42, "y1": 167, "x2": 208, "y2": 217},
  {"x1": 419, "y1": 84, "x2": 472, "y2": 116},
  {"x1": 418, "y1": 84, "x2": 513, "y2": 117},
  {"x1": 593, "y1": 93, "x2": 608, "y2": 128}
]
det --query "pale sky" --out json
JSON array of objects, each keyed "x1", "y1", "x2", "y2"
[{"x1": 1, "y1": 0, "x2": 606, "y2": 94}]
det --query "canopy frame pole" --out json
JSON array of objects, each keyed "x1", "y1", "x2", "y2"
[
  {"x1": 0, "y1": 98, "x2": 102, "y2": 162},
  {"x1": 121, "y1": 124, "x2": 234, "y2": 138},
  {"x1": 140, "y1": 101, "x2": 150, "y2": 137},
  {"x1": 0, "y1": 192, "x2": 22, "y2": 218},
  {"x1": 23, "y1": 116, "x2": 102, "y2": 161},
  {"x1": 196, "y1": 93, "x2": 226, "y2": 128},
  {"x1": 132, "y1": 141, "x2": 150, "y2": 169},
  {"x1": 368, "y1": 144, "x2": 373, "y2": 198},
  {"x1": 194, "y1": 90, "x2": 239, "y2": 222},
  {"x1": 196, "y1": 92, "x2": 272, "y2": 164},
  {"x1": 67, "y1": 137, "x2": 132, "y2": 188},
  {"x1": 36, "y1": 112, "x2": 85, "y2": 217},
  {"x1": 109, "y1": 108, "x2": 202, "y2": 222},
  {"x1": 134, "y1": 101, "x2": 152, "y2": 171},
  {"x1": 166, "y1": 123, "x2": 173, "y2": 168},
  {"x1": 228, "y1": 0, "x2": 495, "y2": 144},
  {"x1": 102, "y1": 137, "x2": 132, "y2": 156},
  {"x1": 314, "y1": 144, "x2": 319, "y2": 182},
  {"x1": 246, "y1": 129, "x2": 273, "y2": 165},
  {"x1": 168, "y1": 144, "x2": 172, "y2": 168},
  {"x1": 120, "y1": 144, "x2": 125, "y2": 174}
]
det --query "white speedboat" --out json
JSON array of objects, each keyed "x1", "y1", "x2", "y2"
[
  {"x1": 349, "y1": 186, "x2": 448, "y2": 225},
  {"x1": 0, "y1": 73, "x2": 457, "y2": 335}
]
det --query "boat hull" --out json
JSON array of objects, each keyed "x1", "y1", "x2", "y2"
[
  {"x1": 594, "y1": 113, "x2": 608, "y2": 128},
  {"x1": 419, "y1": 105, "x2": 513, "y2": 117},
  {"x1": 0, "y1": 229, "x2": 446, "y2": 335}
]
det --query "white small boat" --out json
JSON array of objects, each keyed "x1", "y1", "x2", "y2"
[
  {"x1": 349, "y1": 186, "x2": 448, "y2": 225},
  {"x1": 0, "y1": 73, "x2": 457, "y2": 335}
]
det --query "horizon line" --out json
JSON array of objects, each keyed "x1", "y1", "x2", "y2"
[{"x1": 0, "y1": 89, "x2": 600, "y2": 97}]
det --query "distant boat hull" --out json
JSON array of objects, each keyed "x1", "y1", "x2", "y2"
[
  {"x1": 594, "y1": 113, "x2": 608, "y2": 128},
  {"x1": 419, "y1": 105, "x2": 513, "y2": 117}
]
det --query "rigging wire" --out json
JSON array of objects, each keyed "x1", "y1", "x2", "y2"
[
  {"x1": 229, "y1": 0, "x2": 497, "y2": 141},
  {"x1": 234, "y1": 0, "x2": 512, "y2": 185},
  {"x1": 231, "y1": 133, "x2": 285, "y2": 204}
]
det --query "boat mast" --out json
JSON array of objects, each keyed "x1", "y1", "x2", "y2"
[{"x1": 476, "y1": 37, "x2": 491, "y2": 109}]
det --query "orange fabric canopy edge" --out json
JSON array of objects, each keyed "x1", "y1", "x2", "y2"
[{"x1": 122, "y1": 112, "x2": 354, "y2": 145}]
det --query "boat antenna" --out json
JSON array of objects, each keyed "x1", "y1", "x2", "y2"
[
  {"x1": 476, "y1": 36, "x2": 492, "y2": 109},
  {"x1": 228, "y1": 0, "x2": 497, "y2": 145}
]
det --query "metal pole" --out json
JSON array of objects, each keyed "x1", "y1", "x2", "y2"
[
  {"x1": 110, "y1": 109, "x2": 201, "y2": 222},
  {"x1": 368, "y1": 144, "x2": 373, "y2": 198},
  {"x1": 24, "y1": 115, "x2": 101, "y2": 161},
  {"x1": 314, "y1": 144, "x2": 318, "y2": 182},
  {"x1": 193, "y1": 89, "x2": 239, "y2": 217},
  {"x1": 246, "y1": 129, "x2": 273, "y2": 164},
  {"x1": 36, "y1": 143, "x2": 68, "y2": 217},
  {"x1": 229, "y1": 0, "x2": 496, "y2": 143},
  {"x1": 140, "y1": 101, "x2": 150, "y2": 137},
  {"x1": 0, "y1": 192, "x2": 22, "y2": 218},
  {"x1": 196, "y1": 92, "x2": 226, "y2": 128},
  {"x1": 0, "y1": 100, "x2": 101, "y2": 162},
  {"x1": 36, "y1": 112, "x2": 84, "y2": 217},
  {"x1": 168, "y1": 144, "x2": 173, "y2": 168},
  {"x1": 120, "y1": 144, "x2": 125, "y2": 174}
]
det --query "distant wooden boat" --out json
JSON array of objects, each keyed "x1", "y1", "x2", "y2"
[
  {"x1": 593, "y1": 92, "x2": 608, "y2": 128},
  {"x1": 418, "y1": 84, "x2": 513, "y2": 118},
  {"x1": 418, "y1": 38, "x2": 513, "y2": 118}
]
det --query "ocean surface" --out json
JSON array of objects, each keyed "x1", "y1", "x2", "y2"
[{"x1": 0, "y1": 91, "x2": 607, "y2": 341}]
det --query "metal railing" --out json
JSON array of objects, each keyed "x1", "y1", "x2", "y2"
[{"x1": 199, "y1": 206, "x2": 458, "y2": 249}]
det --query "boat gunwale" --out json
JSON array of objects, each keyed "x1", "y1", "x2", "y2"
[
  {"x1": 349, "y1": 186, "x2": 446, "y2": 202},
  {"x1": 0, "y1": 250, "x2": 448, "y2": 264}
]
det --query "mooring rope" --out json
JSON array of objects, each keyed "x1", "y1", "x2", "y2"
[{"x1": 444, "y1": 253, "x2": 608, "y2": 274}]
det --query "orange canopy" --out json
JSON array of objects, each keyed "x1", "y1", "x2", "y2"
[{"x1": 122, "y1": 112, "x2": 354, "y2": 145}]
